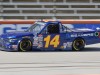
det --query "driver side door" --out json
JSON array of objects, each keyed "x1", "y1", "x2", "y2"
[{"x1": 38, "y1": 24, "x2": 61, "y2": 50}]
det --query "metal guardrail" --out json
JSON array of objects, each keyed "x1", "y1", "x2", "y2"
[
  {"x1": 2, "y1": 1, "x2": 100, "y2": 19},
  {"x1": 2, "y1": 2, "x2": 100, "y2": 5},
  {"x1": 3, "y1": 7, "x2": 100, "y2": 12},
  {"x1": 2, "y1": 13, "x2": 100, "y2": 16}
]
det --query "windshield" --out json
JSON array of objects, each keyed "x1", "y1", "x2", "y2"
[{"x1": 26, "y1": 22, "x2": 46, "y2": 34}]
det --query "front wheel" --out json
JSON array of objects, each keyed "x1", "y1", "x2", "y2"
[
  {"x1": 19, "y1": 39, "x2": 32, "y2": 52},
  {"x1": 72, "y1": 38, "x2": 85, "y2": 51}
]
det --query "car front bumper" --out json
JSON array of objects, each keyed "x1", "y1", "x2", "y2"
[
  {"x1": 0, "y1": 44, "x2": 18, "y2": 51},
  {"x1": 0, "y1": 39, "x2": 18, "y2": 51}
]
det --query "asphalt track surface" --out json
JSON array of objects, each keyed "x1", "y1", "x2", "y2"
[{"x1": 0, "y1": 44, "x2": 100, "y2": 75}]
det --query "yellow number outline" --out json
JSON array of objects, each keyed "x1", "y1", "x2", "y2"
[{"x1": 44, "y1": 35, "x2": 60, "y2": 48}]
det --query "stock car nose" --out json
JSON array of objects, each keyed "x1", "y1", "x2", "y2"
[
  {"x1": 0, "y1": 31, "x2": 33, "y2": 38},
  {"x1": 0, "y1": 37, "x2": 8, "y2": 49},
  {"x1": 0, "y1": 38, "x2": 3, "y2": 47}
]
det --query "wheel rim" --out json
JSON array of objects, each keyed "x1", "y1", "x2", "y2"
[
  {"x1": 73, "y1": 39, "x2": 84, "y2": 51},
  {"x1": 20, "y1": 40, "x2": 32, "y2": 51}
]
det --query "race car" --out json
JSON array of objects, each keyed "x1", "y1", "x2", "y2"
[{"x1": 0, "y1": 21, "x2": 100, "y2": 52}]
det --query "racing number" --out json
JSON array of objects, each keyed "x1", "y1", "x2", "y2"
[{"x1": 44, "y1": 35, "x2": 60, "y2": 48}]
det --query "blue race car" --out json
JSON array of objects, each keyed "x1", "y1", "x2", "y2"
[{"x1": 0, "y1": 21, "x2": 100, "y2": 51}]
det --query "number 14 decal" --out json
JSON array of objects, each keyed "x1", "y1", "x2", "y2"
[{"x1": 44, "y1": 35, "x2": 60, "y2": 48}]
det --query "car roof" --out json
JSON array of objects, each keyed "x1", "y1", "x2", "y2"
[{"x1": 37, "y1": 20, "x2": 60, "y2": 23}]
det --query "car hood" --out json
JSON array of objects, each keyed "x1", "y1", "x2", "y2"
[{"x1": 0, "y1": 31, "x2": 33, "y2": 38}]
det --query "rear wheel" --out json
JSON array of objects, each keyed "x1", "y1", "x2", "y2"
[
  {"x1": 19, "y1": 39, "x2": 32, "y2": 52},
  {"x1": 72, "y1": 38, "x2": 85, "y2": 51}
]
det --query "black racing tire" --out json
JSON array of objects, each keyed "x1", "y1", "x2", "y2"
[
  {"x1": 19, "y1": 39, "x2": 32, "y2": 52},
  {"x1": 72, "y1": 38, "x2": 85, "y2": 51}
]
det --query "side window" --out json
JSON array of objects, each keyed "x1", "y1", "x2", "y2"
[
  {"x1": 47, "y1": 24, "x2": 60, "y2": 34},
  {"x1": 61, "y1": 25, "x2": 72, "y2": 33},
  {"x1": 60, "y1": 25, "x2": 67, "y2": 33}
]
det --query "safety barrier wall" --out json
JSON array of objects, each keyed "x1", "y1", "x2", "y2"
[{"x1": 0, "y1": 20, "x2": 100, "y2": 35}]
